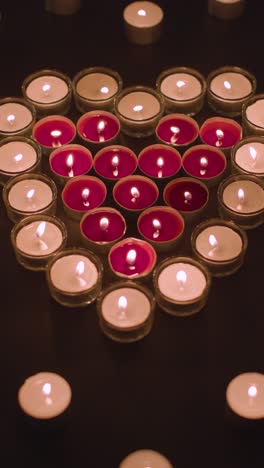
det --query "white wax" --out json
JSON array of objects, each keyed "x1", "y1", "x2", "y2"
[
  {"x1": 158, "y1": 262, "x2": 207, "y2": 302},
  {"x1": 223, "y1": 180, "x2": 264, "y2": 213},
  {"x1": 76, "y1": 73, "x2": 118, "y2": 101},
  {"x1": 195, "y1": 226, "x2": 243, "y2": 261},
  {"x1": 8, "y1": 179, "x2": 53, "y2": 212},
  {"x1": 18, "y1": 372, "x2": 72, "y2": 419},
  {"x1": 235, "y1": 142, "x2": 264, "y2": 174},
  {"x1": 50, "y1": 254, "x2": 98, "y2": 293},
  {"x1": 246, "y1": 99, "x2": 264, "y2": 128},
  {"x1": 119, "y1": 449, "x2": 173, "y2": 468},
  {"x1": 226, "y1": 372, "x2": 264, "y2": 419},
  {"x1": 0, "y1": 141, "x2": 37, "y2": 173},
  {"x1": 0, "y1": 103, "x2": 33, "y2": 132},
  {"x1": 210, "y1": 72, "x2": 252, "y2": 100},
  {"x1": 26, "y1": 75, "x2": 68, "y2": 104},
  {"x1": 16, "y1": 220, "x2": 63, "y2": 256},
  {"x1": 160, "y1": 73, "x2": 202, "y2": 101},
  {"x1": 117, "y1": 92, "x2": 161, "y2": 121},
  {"x1": 101, "y1": 287, "x2": 151, "y2": 328},
  {"x1": 123, "y1": 1, "x2": 163, "y2": 28}
]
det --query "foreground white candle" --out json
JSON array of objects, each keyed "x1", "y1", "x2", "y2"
[
  {"x1": 234, "y1": 142, "x2": 264, "y2": 174},
  {"x1": 246, "y1": 99, "x2": 264, "y2": 128},
  {"x1": 158, "y1": 262, "x2": 207, "y2": 302},
  {"x1": 0, "y1": 102, "x2": 33, "y2": 133},
  {"x1": 210, "y1": 72, "x2": 252, "y2": 100},
  {"x1": 226, "y1": 372, "x2": 264, "y2": 419},
  {"x1": 119, "y1": 449, "x2": 173, "y2": 468},
  {"x1": 195, "y1": 225, "x2": 243, "y2": 261},
  {"x1": 76, "y1": 73, "x2": 118, "y2": 102},
  {"x1": 123, "y1": 1, "x2": 164, "y2": 45},
  {"x1": 26, "y1": 75, "x2": 69, "y2": 104},
  {"x1": 161, "y1": 73, "x2": 202, "y2": 101},
  {"x1": 8, "y1": 179, "x2": 53, "y2": 212},
  {"x1": 117, "y1": 91, "x2": 161, "y2": 121},
  {"x1": 16, "y1": 220, "x2": 63, "y2": 256},
  {"x1": 0, "y1": 140, "x2": 37, "y2": 173},
  {"x1": 50, "y1": 254, "x2": 98, "y2": 293},
  {"x1": 222, "y1": 180, "x2": 264, "y2": 213},
  {"x1": 18, "y1": 372, "x2": 72, "y2": 419}
]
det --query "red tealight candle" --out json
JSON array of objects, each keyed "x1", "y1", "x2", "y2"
[
  {"x1": 163, "y1": 177, "x2": 209, "y2": 221},
  {"x1": 182, "y1": 144, "x2": 227, "y2": 187},
  {"x1": 33, "y1": 115, "x2": 76, "y2": 155},
  {"x1": 77, "y1": 110, "x2": 120, "y2": 147},
  {"x1": 138, "y1": 144, "x2": 182, "y2": 181},
  {"x1": 113, "y1": 175, "x2": 159, "y2": 214},
  {"x1": 80, "y1": 207, "x2": 126, "y2": 253},
  {"x1": 137, "y1": 206, "x2": 185, "y2": 252},
  {"x1": 94, "y1": 145, "x2": 137, "y2": 181},
  {"x1": 62, "y1": 175, "x2": 107, "y2": 221},
  {"x1": 156, "y1": 114, "x2": 199, "y2": 148},
  {"x1": 108, "y1": 237, "x2": 157, "y2": 280},
  {"x1": 199, "y1": 117, "x2": 242, "y2": 156},
  {"x1": 49, "y1": 144, "x2": 93, "y2": 185}
]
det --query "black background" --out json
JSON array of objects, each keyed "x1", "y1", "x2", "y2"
[{"x1": 1, "y1": 1, "x2": 264, "y2": 467}]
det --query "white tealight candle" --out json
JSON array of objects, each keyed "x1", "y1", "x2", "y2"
[
  {"x1": 210, "y1": 72, "x2": 252, "y2": 100},
  {"x1": 119, "y1": 449, "x2": 173, "y2": 468},
  {"x1": 226, "y1": 373, "x2": 264, "y2": 420},
  {"x1": 234, "y1": 141, "x2": 264, "y2": 175},
  {"x1": 161, "y1": 73, "x2": 202, "y2": 101},
  {"x1": 195, "y1": 225, "x2": 243, "y2": 261},
  {"x1": 8, "y1": 179, "x2": 53, "y2": 212},
  {"x1": 16, "y1": 220, "x2": 63, "y2": 256},
  {"x1": 123, "y1": 1, "x2": 164, "y2": 45},
  {"x1": 222, "y1": 180, "x2": 264, "y2": 214},
  {"x1": 50, "y1": 254, "x2": 98, "y2": 293},
  {"x1": 18, "y1": 372, "x2": 72, "y2": 419},
  {"x1": 76, "y1": 73, "x2": 118, "y2": 102},
  {"x1": 0, "y1": 101, "x2": 33, "y2": 134},
  {"x1": 246, "y1": 99, "x2": 264, "y2": 129},
  {"x1": 208, "y1": 0, "x2": 244, "y2": 19},
  {"x1": 0, "y1": 140, "x2": 38, "y2": 179},
  {"x1": 26, "y1": 75, "x2": 68, "y2": 104}
]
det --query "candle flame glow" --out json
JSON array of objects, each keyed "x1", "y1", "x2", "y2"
[
  {"x1": 42, "y1": 83, "x2": 51, "y2": 94},
  {"x1": 100, "y1": 86, "x2": 109, "y2": 94},
  {"x1": 137, "y1": 9, "x2": 146, "y2": 16},
  {"x1": 216, "y1": 129, "x2": 224, "y2": 139},
  {"x1": 82, "y1": 188, "x2": 90, "y2": 206},
  {"x1": 209, "y1": 234, "x2": 218, "y2": 248},
  {"x1": 183, "y1": 191, "x2": 192, "y2": 204},
  {"x1": 170, "y1": 126, "x2": 180, "y2": 144},
  {"x1": 133, "y1": 105, "x2": 143, "y2": 112},
  {"x1": 224, "y1": 80, "x2": 232, "y2": 90},
  {"x1": 238, "y1": 188, "x2": 245, "y2": 203},
  {"x1": 42, "y1": 383, "x2": 51, "y2": 395},
  {"x1": 66, "y1": 153, "x2": 74, "y2": 177},
  {"x1": 248, "y1": 385, "x2": 258, "y2": 398},
  {"x1": 176, "y1": 80, "x2": 185, "y2": 89},
  {"x1": 153, "y1": 218, "x2": 161, "y2": 239},
  {"x1": 176, "y1": 270, "x2": 187, "y2": 288},
  {"x1": 131, "y1": 186, "x2": 140, "y2": 202},
  {"x1": 126, "y1": 249, "x2": 137, "y2": 267},
  {"x1": 112, "y1": 155, "x2": 119, "y2": 167},
  {"x1": 36, "y1": 221, "x2": 46, "y2": 238},
  {"x1": 171, "y1": 126, "x2": 180, "y2": 134},
  {"x1": 14, "y1": 153, "x2": 23, "y2": 163},
  {"x1": 75, "y1": 260, "x2": 85, "y2": 276},
  {"x1": 249, "y1": 146, "x2": 257, "y2": 162},
  {"x1": 51, "y1": 130, "x2": 62, "y2": 138},
  {"x1": 99, "y1": 217, "x2": 109, "y2": 231},
  {"x1": 200, "y1": 157, "x2": 208, "y2": 168},
  {"x1": 97, "y1": 120, "x2": 106, "y2": 132},
  {"x1": 118, "y1": 295, "x2": 128, "y2": 311},
  {"x1": 26, "y1": 188, "x2": 35, "y2": 200},
  {"x1": 7, "y1": 114, "x2": 15, "y2": 125},
  {"x1": 157, "y1": 157, "x2": 164, "y2": 168}
]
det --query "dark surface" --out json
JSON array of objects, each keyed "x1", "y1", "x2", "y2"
[{"x1": 1, "y1": 1, "x2": 264, "y2": 467}]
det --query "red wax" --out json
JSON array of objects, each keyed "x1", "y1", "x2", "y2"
[
  {"x1": 33, "y1": 116, "x2": 76, "y2": 148},
  {"x1": 80, "y1": 209, "x2": 126, "y2": 242},
  {"x1": 163, "y1": 178, "x2": 209, "y2": 212},
  {"x1": 156, "y1": 114, "x2": 199, "y2": 146},
  {"x1": 182, "y1": 145, "x2": 226, "y2": 179},
  {"x1": 113, "y1": 176, "x2": 159, "y2": 211},
  {"x1": 77, "y1": 111, "x2": 120, "y2": 142},
  {"x1": 138, "y1": 144, "x2": 182, "y2": 179},
  {"x1": 62, "y1": 176, "x2": 107, "y2": 212},
  {"x1": 200, "y1": 118, "x2": 242, "y2": 148},
  {"x1": 138, "y1": 207, "x2": 184, "y2": 242},
  {"x1": 50, "y1": 145, "x2": 93, "y2": 177},
  {"x1": 108, "y1": 238, "x2": 157, "y2": 278},
  {"x1": 94, "y1": 146, "x2": 137, "y2": 180}
]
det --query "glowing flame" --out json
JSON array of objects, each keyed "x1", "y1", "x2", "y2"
[
  {"x1": 99, "y1": 217, "x2": 109, "y2": 231},
  {"x1": 238, "y1": 188, "x2": 245, "y2": 203},
  {"x1": 200, "y1": 157, "x2": 208, "y2": 168},
  {"x1": 112, "y1": 155, "x2": 119, "y2": 167},
  {"x1": 131, "y1": 186, "x2": 140, "y2": 202},
  {"x1": 97, "y1": 120, "x2": 105, "y2": 132},
  {"x1": 51, "y1": 130, "x2": 62, "y2": 138},
  {"x1": 153, "y1": 218, "x2": 161, "y2": 239},
  {"x1": 249, "y1": 146, "x2": 257, "y2": 162},
  {"x1": 36, "y1": 221, "x2": 46, "y2": 238},
  {"x1": 82, "y1": 188, "x2": 90, "y2": 206},
  {"x1": 100, "y1": 86, "x2": 109, "y2": 94},
  {"x1": 157, "y1": 157, "x2": 164, "y2": 168},
  {"x1": 14, "y1": 153, "x2": 23, "y2": 163},
  {"x1": 248, "y1": 385, "x2": 258, "y2": 398},
  {"x1": 183, "y1": 191, "x2": 192, "y2": 204},
  {"x1": 133, "y1": 104, "x2": 143, "y2": 112},
  {"x1": 216, "y1": 129, "x2": 224, "y2": 139},
  {"x1": 42, "y1": 383, "x2": 51, "y2": 395},
  {"x1": 176, "y1": 80, "x2": 185, "y2": 89},
  {"x1": 42, "y1": 83, "x2": 51, "y2": 94},
  {"x1": 118, "y1": 295, "x2": 128, "y2": 311},
  {"x1": 176, "y1": 270, "x2": 187, "y2": 289},
  {"x1": 7, "y1": 114, "x2": 15, "y2": 125},
  {"x1": 26, "y1": 188, "x2": 35, "y2": 201},
  {"x1": 75, "y1": 260, "x2": 85, "y2": 276},
  {"x1": 66, "y1": 153, "x2": 74, "y2": 177},
  {"x1": 209, "y1": 234, "x2": 218, "y2": 248},
  {"x1": 171, "y1": 126, "x2": 180, "y2": 134},
  {"x1": 224, "y1": 80, "x2": 231, "y2": 90},
  {"x1": 137, "y1": 9, "x2": 146, "y2": 16},
  {"x1": 126, "y1": 249, "x2": 137, "y2": 267}
]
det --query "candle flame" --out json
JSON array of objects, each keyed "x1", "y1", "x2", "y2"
[
  {"x1": 112, "y1": 155, "x2": 119, "y2": 167},
  {"x1": 82, "y1": 188, "x2": 90, "y2": 206},
  {"x1": 157, "y1": 157, "x2": 164, "y2": 168},
  {"x1": 183, "y1": 190, "x2": 192, "y2": 204},
  {"x1": 99, "y1": 217, "x2": 109, "y2": 231},
  {"x1": 14, "y1": 153, "x2": 23, "y2": 163},
  {"x1": 7, "y1": 114, "x2": 15, "y2": 125},
  {"x1": 137, "y1": 9, "x2": 146, "y2": 16},
  {"x1": 153, "y1": 218, "x2": 161, "y2": 239},
  {"x1": 248, "y1": 385, "x2": 258, "y2": 398},
  {"x1": 118, "y1": 295, "x2": 128, "y2": 311},
  {"x1": 51, "y1": 130, "x2": 62, "y2": 138},
  {"x1": 200, "y1": 157, "x2": 208, "y2": 168},
  {"x1": 224, "y1": 80, "x2": 231, "y2": 90},
  {"x1": 238, "y1": 188, "x2": 245, "y2": 203},
  {"x1": 75, "y1": 260, "x2": 85, "y2": 276},
  {"x1": 216, "y1": 129, "x2": 224, "y2": 139},
  {"x1": 36, "y1": 221, "x2": 46, "y2": 238},
  {"x1": 249, "y1": 146, "x2": 257, "y2": 162},
  {"x1": 131, "y1": 186, "x2": 140, "y2": 202},
  {"x1": 176, "y1": 80, "x2": 185, "y2": 89},
  {"x1": 66, "y1": 153, "x2": 74, "y2": 177},
  {"x1": 42, "y1": 83, "x2": 51, "y2": 94},
  {"x1": 171, "y1": 126, "x2": 180, "y2": 134},
  {"x1": 26, "y1": 188, "x2": 35, "y2": 200},
  {"x1": 126, "y1": 249, "x2": 137, "y2": 267},
  {"x1": 97, "y1": 120, "x2": 106, "y2": 132},
  {"x1": 170, "y1": 126, "x2": 180, "y2": 144},
  {"x1": 42, "y1": 383, "x2": 51, "y2": 395},
  {"x1": 176, "y1": 270, "x2": 187, "y2": 288},
  {"x1": 209, "y1": 234, "x2": 218, "y2": 248},
  {"x1": 100, "y1": 86, "x2": 109, "y2": 94},
  {"x1": 133, "y1": 104, "x2": 143, "y2": 112}
]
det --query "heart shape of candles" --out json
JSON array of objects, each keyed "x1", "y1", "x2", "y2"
[
  {"x1": 138, "y1": 144, "x2": 182, "y2": 179},
  {"x1": 94, "y1": 145, "x2": 137, "y2": 180},
  {"x1": 49, "y1": 144, "x2": 93, "y2": 184},
  {"x1": 77, "y1": 110, "x2": 120, "y2": 144},
  {"x1": 156, "y1": 113, "x2": 199, "y2": 147}
]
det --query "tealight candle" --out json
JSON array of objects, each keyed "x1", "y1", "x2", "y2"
[
  {"x1": 208, "y1": 0, "x2": 245, "y2": 20},
  {"x1": 3, "y1": 173, "x2": 57, "y2": 223},
  {"x1": 108, "y1": 237, "x2": 157, "y2": 281},
  {"x1": 153, "y1": 256, "x2": 211, "y2": 316},
  {"x1": 80, "y1": 207, "x2": 127, "y2": 254},
  {"x1": 226, "y1": 373, "x2": 264, "y2": 420},
  {"x1": 119, "y1": 450, "x2": 172, "y2": 468},
  {"x1": 242, "y1": 94, "x2": 264, "y2": 136},
  {"x1": 138, "y1": 144, "x2": 182, "y2": 182},
  {"x1": 46, "y1": 248, "x2": 103, "y2": 307},
  {"x1": 231, "y1": 137, "x2": 264, "y2": 178},
  {"x1": 77, "y1": 110, "x2": 120, "y2": 148},
  {"x1": 113, "y1": 175, "x2": 159, "y2": 214},
  {"x1": 123, "y1": 1, "x2": 164, "y2": 45},
  {"x1": 97, "y1": 282, "x2": 155, "y2": 343},
  {"x1": 137, "y1": 206, "x2": 185, "y2": 252},
  {"x1": 18, "y1": 372, "x2": 72, "y2": 420},
  {"x1": 156, "y1": 113, "x2": 199, "y2": 149},
  {"x1": 207, "y1": 66, "x2": 256, "y2": 117},
  {"x1": 33, "y1": 115, "x2": 76, "y2": 156},
  {"x1": 182, "y1": 144, "x2": 227, "y2": 187},
  {"x1": 115, "y1": 86, "x2": 164, "y2": 137},
  {"x1": 163, "y1": 177, "x2": 209, "y2": 222},
  {"x1": 218, "y1": 174, "x2": 264, "y2": 229},
  {"x1": 94, "y1": 145, "x2": 137, "y2": 182},
  {"x1": 45, "y1": 0, "x2": 81, "y2": 14},
  {"x1": 62, "y1": 175, "x2": 107, "y2": 221},
  {"x1": 73, "y1": 67, "x2": 122, "y2": 112},
  {"x1": 0, "y1": 97, "x2": 36, "y2": 138},
  {"x1": 199, "y1": 117, "x2": 242, "y2": 157},
  {"x1": 11, "y1": 215, "x2": 67, "y2": 271},
  {"x1": 156, "y1": 67, "x2": 206, "y2": 115},
  {"x1": 191, "y1": 218, "x2": 247, "y2": 276},
  {"x1": 22, "y1": 69, "x2": 72, "y2": 116},
  {"x1": 0, "y1": 136, "x2": 41, "y2": 185},
  {"x1": 49, "y1": 144, "x2": 93, "y2": 185}
]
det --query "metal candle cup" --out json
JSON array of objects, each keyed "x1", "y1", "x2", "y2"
[
  {"x1": 77, "y1": 110, "x2": 120, "y2": 149},
  {"x1": 156, "y1": 67, "x2": 206, "y2": 116},
  {"x1": 242, "y1": 94, "x2": 264, "y2": 137},
  {"x1": 33, "y1": 115, "x2": 76, "y2": 156},
  {"x1": 199, "y1": 116, "x2": 242, "y2": 157},
  {"x1": 208, "y1": 0, "x2": 245, "y2": 20},
  {"x1": 218, "y1": 174, "x2": 264, "y2": 229},
  {"x1": 49, "y1": 144, "x2": 93, "y2": 186},
  {"x1": 0, "y1": 97, "x2": 36, "y2": 139},
  {"x1": 113, "y1": 175, "x2": 159, "y2": 216},
  {"x1": 156, "y1": 113, "x2": 199, "y2": 150},
  {"x1": 182, "y1": 144, "x2": 227, "y2": 187},
  {"x1": 123, "y1": 1, "x2": 164, "y2": 45},
  {"x1": 231, "y1": 136, "x2": 264, "y2": 179},
  {"x1": 191, "y1": 218, "x2": 247, "y2": 277},
  {"x1": 73, "y1": 67, "x2": 122, "y2": 113},
  {"x1": 93, "y1": 145, "x2": 137, "y2": 183}
]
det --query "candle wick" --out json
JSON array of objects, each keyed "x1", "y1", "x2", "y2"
[
  {"x1": 111, "y1": 155, "x2": 119, "y2": 177},
  {"x1": 152, "y1": 219, "x2": 161, "y2": 239},
  {"x1": 170, "y1": 126, "x2": 180, "y2": 145},
  {"x1": 215, "y1": 129, "x2": 224, "y2": 148},
  {"x1": 126, "y1": 249, "x2": 137, "y2": 271}
]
